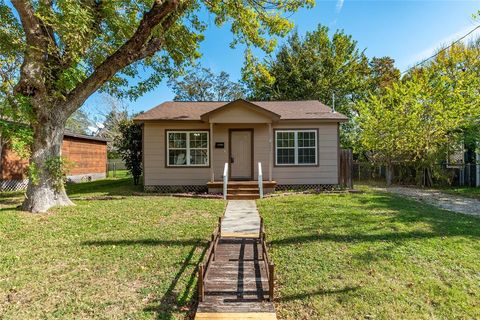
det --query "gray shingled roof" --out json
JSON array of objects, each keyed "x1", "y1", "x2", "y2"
[{"x1": 134, "y1": 100, "x2": 348, "y2": 122}]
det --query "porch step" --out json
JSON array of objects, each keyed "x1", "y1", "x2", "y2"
[
  {"x1": 226, "y1": 193, "x2": 260, "y2": 200},
  {"x1": 227, "y1": 188, "x2": 259, "y2": 194},
  {"x1": 207, "y1": 181, "x2": 277, "y2": 189}
]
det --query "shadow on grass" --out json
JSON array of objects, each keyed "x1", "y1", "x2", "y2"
[
  {"x1": 278, "y1": 286, "x2": 360, "y2": 302},
  {"x1": 83, "y1": 238, "x2": 206, "y2": 319},
  {"x1": 82, "y1": 238, "x2": 204, "y2": 247},
  {"x1": 66, "y1": 177, "x2": 142, "y2": 197}
]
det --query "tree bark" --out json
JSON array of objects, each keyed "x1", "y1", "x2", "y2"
[
  {"x1": 21, "y1": 112, "x2": 74, "y2": 213},
  {"x1": 386, "y1": 163, "x2": 393, "y2": 186}
]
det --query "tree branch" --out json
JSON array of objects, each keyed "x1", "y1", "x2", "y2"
[
  {"x1": 12, "y1": 0, "x2": 50, "y2": 99},
  {"x1": 64, "y1": 0, "x2": 182, "y2": 114}
]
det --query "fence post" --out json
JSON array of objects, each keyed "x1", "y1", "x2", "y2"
[
  {"x1": 198, "y1": 264, "x2": 204, "y2": 302},
  {"x1": 268, "y1": 264, "x2": 274, "y2": 301}
]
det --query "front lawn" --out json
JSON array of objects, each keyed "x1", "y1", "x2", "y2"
[
  {"x1": 1, "y1": 179, "x2": 479, "y2": 319},
  {"x1": 0, "y1": 177, "x2": 225, "y2": 319},
  {"x1": 258, "y1": 191, "x2": 480, "y2": 319}
]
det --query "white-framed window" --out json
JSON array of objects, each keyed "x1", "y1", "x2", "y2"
[
  {"x1": 275, "y1": 130, "x2": 317, "y2": 165},
  {"x1": 167, "y1": 131, "x2": 209, "y2": 166}
]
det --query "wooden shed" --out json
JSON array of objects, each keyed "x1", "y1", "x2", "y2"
[{"x1": 0, "y1": 132, "x2": 108, "y2": 191}]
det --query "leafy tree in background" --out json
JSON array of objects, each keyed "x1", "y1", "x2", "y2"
[
  {"x1": 2, "y1": 0, "x2": 312, "y2": 212},
  {"x1": 368, "y1": 57, "x2": 400, "y2": 94},
  {"x1": 65, "y1": 109, "x2": 93, "y2": 135},
  {"x1": 168, "y1": 67, "x2": 245, "y2": 101},
  {"x1": 242, "y1": 25, "x2": 371, "y2": 147},
  {"x1": 94, "y1": 95, "x2": 129, "y2": 158},
  {"x1": 115, "y1": 120, "x2": 142, "y2": 185},
  {"x1": 356, "y1": 41, "x2": 480, "y2": 186}
]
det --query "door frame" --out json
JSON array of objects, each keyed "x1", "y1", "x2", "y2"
[{"x1": 228, "y1": 128, "x2": 254, "y2": 180}]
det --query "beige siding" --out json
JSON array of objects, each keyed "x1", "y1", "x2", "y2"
[
  {"x1": 272, "y1": 122, "x2": 339, "y2": 185},
  {"x1": 209, "y1": 102, "x2": 273, "y2": 123},
  {"x1": 143, "y1": 121, "x2": 339, "y2": 186},
  {"x1": 143, "y1": 122, "x2": 210, "y2": 185}
]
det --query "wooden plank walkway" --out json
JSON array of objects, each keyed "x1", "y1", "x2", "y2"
[{"x1": 196, "y1": 201, "x2": 276, "y2": 320}]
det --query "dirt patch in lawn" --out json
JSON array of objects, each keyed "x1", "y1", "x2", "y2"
[{"x1": 378, "y1": 186, "x2": 480, "y2": 217}]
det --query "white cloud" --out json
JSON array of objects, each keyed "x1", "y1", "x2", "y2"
[
  {"x1": 406, "y1": 24, "x2": 480, "y2": 69},
  {"x1": 336, "y1": 0, "x2": 345, "y2": 13}
]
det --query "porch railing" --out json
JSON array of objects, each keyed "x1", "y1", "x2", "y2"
[
  {"x1": 223, "y1": 163, "x2": 228, "y2": 200},
  {"x1": 258, "y1": 162, "x2": 263, "y2": 198}
]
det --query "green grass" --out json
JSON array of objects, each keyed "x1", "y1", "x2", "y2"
[
  {"x1": 258, "y1": 192, "x2": 480, "y2": 319},
  {"x1": 441, "y1": 186, "x2": 480, "y2": 200},
  {"x1": 1, "y1": 177, "x2": 479, "y2": 319},
  {"x1": 0, "y1": 176, "x2": 225, "y2": 319}
]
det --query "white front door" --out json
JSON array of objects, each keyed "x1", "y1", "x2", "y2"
[{"x1": 230, "y1": 130, "x2": 253, "y2": 180}]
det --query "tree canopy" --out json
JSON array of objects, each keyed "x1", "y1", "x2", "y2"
[
  {"x1": 2, "y1": 0, "x2": 313, "y2": 212},
  {"x1": 243, "y1": 25, "x2": 370, "y2": 113},
  {"x1": 356, "y1": 40, "x2": 480, "y2": 185},
  {"x1": 168, "y1": 67, "x2": 245, "y2": 101}
]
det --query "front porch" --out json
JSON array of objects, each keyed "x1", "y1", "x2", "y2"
[{"x1": 207, "y1": 180, "x2": 277, "y2": 199}]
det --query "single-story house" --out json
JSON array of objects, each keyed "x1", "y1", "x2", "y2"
[
  {"x1": 134, "y1": 99, "x2": 348, "y2": 198},
  {"x1": 0, "y1": 132, "x2": 108, "y2": 191}
]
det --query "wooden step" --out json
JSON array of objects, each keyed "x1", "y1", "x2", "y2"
[
  {"x1": 207, "y1": 181, "x2": 277, "y2": 189},
  {"x1": 227, "y1": 194, "x2": 260, "y2": 200},
  {"x1": 227, "y1": 188, "x2": 259, "y2": 194}
]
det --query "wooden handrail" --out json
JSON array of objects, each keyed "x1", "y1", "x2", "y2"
[
  {"x1": 198, "y1": 217, "x2": 222, "y2": 302},
  {"x1": 260, "y1": 222, "x2": 274, "y2": 301}
]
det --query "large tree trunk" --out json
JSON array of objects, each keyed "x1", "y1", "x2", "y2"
[{"x1": 22, "y1": 114, "x2": 74, "y2": 213}]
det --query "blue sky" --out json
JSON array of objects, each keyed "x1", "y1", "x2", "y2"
[{"x1": 84, "y1": 0, "x2": 480, "y2": 118}]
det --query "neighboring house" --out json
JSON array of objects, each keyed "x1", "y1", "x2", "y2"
[
  {"x1": 0, "y1": 132, "x2": 108, "y2": 191},
  {"x1": 134, "y1": 99, "x2": 348, "y2": 198}
]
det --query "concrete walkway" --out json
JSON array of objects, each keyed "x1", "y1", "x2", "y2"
[{"x1": 221, "y1": 200, "x2": 261, "y2": 238}]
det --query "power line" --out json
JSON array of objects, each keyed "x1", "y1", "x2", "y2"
[{"x1": 401, "y1": 24, "x2": 480, "y2": 75}]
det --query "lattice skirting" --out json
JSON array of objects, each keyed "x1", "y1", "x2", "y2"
[
  {"x1": 0, "y1": 179, "x2": 29, "y2": 192},
  {"x1": 144, "y1": 185, "x2": 208, "y2": 193},
  {"x1": 275, "y1": 184, "x2": 340, "y2": 192}
]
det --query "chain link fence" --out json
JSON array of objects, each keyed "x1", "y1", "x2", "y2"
[
  {"x1": 107, "y1": 158, "x2": 127, "y2": 177},
  {"x1": 353, "y1": 162, "x2": 480, "y2": 187}
]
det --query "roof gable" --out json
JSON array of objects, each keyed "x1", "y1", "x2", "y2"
[{"x1": 200, "y1": 99, "x2": 280, "y2": 123}]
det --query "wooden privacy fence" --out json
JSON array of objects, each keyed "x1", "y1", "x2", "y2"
[{"x1": 340, "y1": 149, "x2": 353, "y2": 189}]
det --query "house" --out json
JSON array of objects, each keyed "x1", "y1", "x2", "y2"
[
  {"x1": 134, "y1": 99, "x2": 348, "y2": 198},
  {"x1": 0, "y1": 132, "x2": 108, "y2": 191}
]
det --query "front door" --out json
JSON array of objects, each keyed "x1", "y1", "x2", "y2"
[{"x1": 230, "y1": 129, "x2": 253, "y2": 180}]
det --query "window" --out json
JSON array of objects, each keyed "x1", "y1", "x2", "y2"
[
  {"x1": 275, "y1": 130, "x2": 317, "y2": 165},
  {"x1": 167, "y1": 131, "x2": 209, "y2": 166}
]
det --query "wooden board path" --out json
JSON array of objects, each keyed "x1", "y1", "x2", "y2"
[{"x1": 196, "y1": 200, "x2": 277, "y2": 320}]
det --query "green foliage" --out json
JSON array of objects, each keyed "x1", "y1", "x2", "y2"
[
  {"x1": 45, "y1": 156, "x2": 73, "y2": 190},
  {"x1": 242, "y1": 25, "x2": 372, "y2": 147},
  {"x1": 27, "y1": 162, "x2": 39, "y2": 186},
  {"x1": 1, "y1": 0, "x2": 312, "y2": 103},
  {"x1": 115, "y1": 120, "x2": 142, "y2": 185},
  {"x1": 356, "y1": 41, "x2": 480, "y2": 185},
  {"x1": 168, "y1": 66, "x2": 245, "y2": 101},
  {"x1": 368, "y1": 56, "x2": 400, "y2": 94},
  {"x1": 65, "y1": 109, "x2": 93, "y2": 135}
]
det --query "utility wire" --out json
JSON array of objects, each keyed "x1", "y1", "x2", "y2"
[{"x1": 401, "y1": 24, "x2": 480, "y2": 75}]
